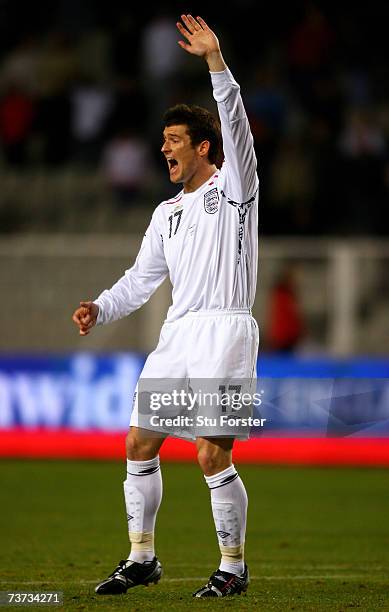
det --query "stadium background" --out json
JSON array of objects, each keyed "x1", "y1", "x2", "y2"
[{"x1": 1, "y1": 3, "x2": 389, "y2": 610}]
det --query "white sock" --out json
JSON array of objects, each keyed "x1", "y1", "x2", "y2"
[
  {"x1": 124, "y1": 456, "x2": 162, "y2": 563},
  {"x1": 204, "y1": 464, "x2": 247, "y2": 576}
]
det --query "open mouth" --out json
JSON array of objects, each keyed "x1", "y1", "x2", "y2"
[{"x1": 167, "y1": 159, "x2": 178, "y2": 173}]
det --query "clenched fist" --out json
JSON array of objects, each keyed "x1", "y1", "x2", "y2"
[{"x1": 72, "y1": 301, "x2": 99, "y2": 336}]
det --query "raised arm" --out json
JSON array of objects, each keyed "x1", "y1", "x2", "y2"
[{"x1": 177, "y1": 15, "x2": 258, "y2": 201}]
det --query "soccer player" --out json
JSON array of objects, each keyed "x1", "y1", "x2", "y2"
[{"x1": 72, "y1": 14, "x2": 259, "y2": 598}]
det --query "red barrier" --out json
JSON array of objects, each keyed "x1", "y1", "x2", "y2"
[{"x1": 0, "y1": 429, "x2": 389, "y2": 466}]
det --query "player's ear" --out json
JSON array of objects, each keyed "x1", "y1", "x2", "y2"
[{"x1": 197, "y1": 140, "x2": 210, "y2": 158}]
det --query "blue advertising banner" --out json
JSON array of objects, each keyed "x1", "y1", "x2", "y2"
[
  {"x1": 0, "y1": 353, "x2": 143, "y2": 431},
  {"x1": 0, "y1": 353, "x2": 389, "y2": 435}
]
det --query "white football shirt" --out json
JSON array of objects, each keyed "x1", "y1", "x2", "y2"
[{"x1": 94, "y1": 68, "x2": 259, "y2": 325}]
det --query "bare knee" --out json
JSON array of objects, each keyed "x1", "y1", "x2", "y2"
[
  {"x1": 125, "y1": 429, "x2": 161, "y2": 461},
  {"x1": 197, "y1": 443, "x2": 232, "y2": 476}
]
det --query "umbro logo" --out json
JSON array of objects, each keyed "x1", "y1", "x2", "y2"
[
  {"x1": 127, "y1": 514, "x2": 134, "y2": 521},
  {"x1": 217, "y1": 530, "x2": 230, "y2": 539}
]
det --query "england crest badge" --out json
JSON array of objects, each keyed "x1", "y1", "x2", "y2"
[{"x1": 204, "y1": 188, "x2": 219, "y2": 214}]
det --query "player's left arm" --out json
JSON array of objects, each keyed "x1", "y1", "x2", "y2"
[{"x1": 177, "y1": 14, "x2": 258, "y2": 202}]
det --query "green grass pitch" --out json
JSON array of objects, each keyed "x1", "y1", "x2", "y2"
[{"x1": 1, "y1": 460, "x2": 389, "y2": 610}]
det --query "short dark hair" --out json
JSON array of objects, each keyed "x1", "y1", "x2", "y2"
[{"x1": 163, "y1": 104, "x2": 223, "y2": 167}]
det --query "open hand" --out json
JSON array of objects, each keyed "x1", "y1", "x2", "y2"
[
  {"x1": 176, "y1": 15, "x2": 220, "y2": 59},
  {"x1": 72, "y1": 301, "x2": 99, "y2": 336}
]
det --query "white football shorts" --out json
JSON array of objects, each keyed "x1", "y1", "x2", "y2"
[{"x1": 130, "y1": 309, "x2": 259, "y2": 438}]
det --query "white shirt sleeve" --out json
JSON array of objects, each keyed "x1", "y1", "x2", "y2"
[
  {"x1": 94, "y1": 208, "x2": 168, "y2": 325},
  {"x1": 211, "y1": 68, "x2": 258, "y2": 201}
]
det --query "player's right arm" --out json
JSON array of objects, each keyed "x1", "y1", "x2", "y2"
[{"x1": 72, "y1": 208, "x2": 168, "y2": 335}]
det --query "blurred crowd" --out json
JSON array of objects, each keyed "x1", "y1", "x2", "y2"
[{"x1": 1, "y1": 1, "x2": 389, "y2": 235}]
